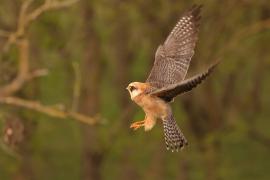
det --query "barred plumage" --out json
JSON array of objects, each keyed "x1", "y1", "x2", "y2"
[
  {"x1": 147, "y1": 5, "x2": 202, "y2": 87},
  {"x1": 149, "y1": 61, "x2": 219, "y2": 102},
  {"x1": 163, "y1": 113, "x2": 188, "y2": 151}
]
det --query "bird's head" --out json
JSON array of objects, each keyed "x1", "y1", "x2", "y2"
[{"x1": 126, "y1": 82, "x2": 147, "y2": 100}]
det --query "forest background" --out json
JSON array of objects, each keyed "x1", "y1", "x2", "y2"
[{"x1": 0, "y1": 0, "x2": 270, "y2": 179}]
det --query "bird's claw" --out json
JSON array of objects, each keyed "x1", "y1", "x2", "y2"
[{"x1": 130, "y1": 121, "x2": 145, "y2": 130}]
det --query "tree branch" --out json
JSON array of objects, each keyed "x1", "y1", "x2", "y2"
[
  {"x1": 0, "y1": 0, "x2": 79, "y2": 96},
  {"x1": 0, "y1": 96, "x2": 101, "y2": 126},
  {"x1": 0, "y1": 0, "x2": 102, "y2": 126},
  {"x1": 1, "y1": 0, "x2": 79, "y2": 51},
  {"x1": 26, "y1": 0, "x2": 79, "y2": 24},
  {"x1": 0, "y1": 39, "x2": 30, "y2": 97},
  {"x1": 71, "y1": 61, "x2": 81, "y2": 111}
]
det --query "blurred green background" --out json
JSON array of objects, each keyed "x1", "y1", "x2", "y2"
[{"x1": 1, "y1": 0, "x2": 270, "y2": 179}]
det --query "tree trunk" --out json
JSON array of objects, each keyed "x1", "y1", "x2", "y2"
[{"x1": 80, "y1": 2, "x2": 103, "y2": 179}]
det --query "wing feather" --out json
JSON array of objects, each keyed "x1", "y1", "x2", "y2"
[
  {"x1": 146, "y1": 5, "x2": 202, "y2": 87},
  {"x1": 150, "y1": 61, "x2": 219, "y2": 102}
]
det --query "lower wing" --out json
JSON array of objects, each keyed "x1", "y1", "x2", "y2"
[{"x1": 150, "y1": 60, "x2": 219, "y2": 102}]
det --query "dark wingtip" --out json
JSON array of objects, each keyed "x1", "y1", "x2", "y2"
[
  {"x1": 190, "y1": 4, "x2": 203, "y2": 16},
  {"x1": 188, "y1": 4, "x2": 203, "y2": 28}
]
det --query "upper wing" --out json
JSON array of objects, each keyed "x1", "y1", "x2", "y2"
[
  {"x1": 150, "y1": 61, "x2": 219, "y2": 102},
  {"x1": 146, "y1": 5, "x2": 202, "y2": 88}
]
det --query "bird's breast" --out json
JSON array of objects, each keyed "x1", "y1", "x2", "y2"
[{"x1": 134, "y1": 94, "x2": 169, "y2": 118}]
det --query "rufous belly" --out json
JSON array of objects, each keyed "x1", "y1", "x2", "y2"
[{"x1": 134, "y1": 94, "x2": 169, "y2": 131}]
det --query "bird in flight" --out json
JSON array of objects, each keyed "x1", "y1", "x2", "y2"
[{"x1": 126, "y1": 5, "x2": 219, "y2": 152}]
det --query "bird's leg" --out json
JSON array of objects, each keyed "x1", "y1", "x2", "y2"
[{"x1": 130, "y1": 120, "x2": 145, "y2": 130}]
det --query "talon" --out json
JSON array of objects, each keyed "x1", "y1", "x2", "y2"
[
  {"x1": 132, "y1": 125, "x2": 141, "y2": 130},
  {"x1": 130, "y1": 120, "x2": 145, "y2": 130}
]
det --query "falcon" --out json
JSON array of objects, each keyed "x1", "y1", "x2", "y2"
[{"x1": 126, "y1": 5, "x2": 219, "y2": 152}]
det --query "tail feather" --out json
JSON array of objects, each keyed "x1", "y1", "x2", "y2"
[{"x1": 163, "y1": 114, "x2": 188, "y2": 152}]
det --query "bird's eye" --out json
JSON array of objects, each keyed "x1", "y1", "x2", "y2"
[{"x1": 129, "y1": 86, "x2": 136, "y2": 92}]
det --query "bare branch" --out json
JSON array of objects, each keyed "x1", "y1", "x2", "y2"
[
  {"x1": 26, "y1": 0, "x2": 79, "y2": 24},
  {"x1": 0, "y1": 0, "x2": 102, "y2": 127},
  {"x1": 0, "y1": 96, "x2": 100, "y2": 126},
  {"x1": 2, "y1": 0, "x2": 79, "y2": 51},
  {"x1": 0, "y1": 0, "x2": 79, "y2": 96},
  {"x1": 0, "y1": 39, "x2": 30, "y2": 97},
  {"x1": 18, "y1": 0, "x2": 34, "y2": 28},
  {"x1": 27, "y1": 69, "x2": 49, "y2": 80},
  {"x1": 2, "y1": 0, "x2": 33, "y2": 51},
  {"x1": 71, "y1": 61, "x2": 81, "y2": 111}
]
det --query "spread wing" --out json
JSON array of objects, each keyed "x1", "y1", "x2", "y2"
[
  {"x1": 150, "y1": 61, "x2": 219, "y2": 102},
  {"x1": 146, "y1": 5, "x2": 202, "y2": 88}
]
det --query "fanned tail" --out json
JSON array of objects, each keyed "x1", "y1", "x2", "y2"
[{"x1": 163, "y1": 113, "x2": 188, "y2": 152}]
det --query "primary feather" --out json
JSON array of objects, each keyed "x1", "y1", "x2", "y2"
[
  {"x1": 150, "y1": 61, "x2": 219, "y2": 102},
  {"x1": 146, "y1": 5, "x2": 202, "y2": 87}
]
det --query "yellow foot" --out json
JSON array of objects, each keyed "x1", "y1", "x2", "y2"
[{"x1": 130, "y1": 120, "x2": 145, "y2": 130}]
